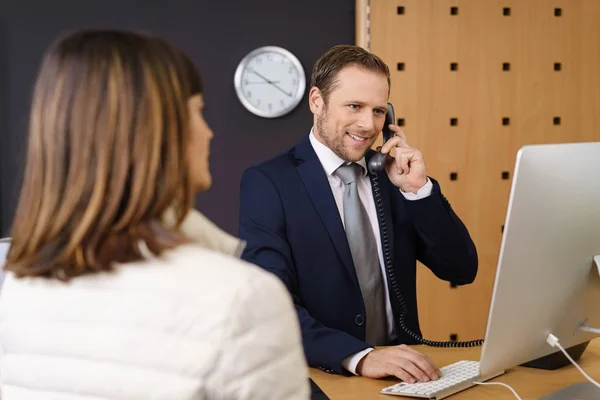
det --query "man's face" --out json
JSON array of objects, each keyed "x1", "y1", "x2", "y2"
[{"x1": 311, "y1": 65, "x2": 389, "y2": 162}]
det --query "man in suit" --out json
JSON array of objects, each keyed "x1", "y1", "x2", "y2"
[{"x1": 238, "y1": 45, "x2": 478, "y2": 383}]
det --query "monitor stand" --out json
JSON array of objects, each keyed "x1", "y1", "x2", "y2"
[
  {"x1": 537, "y1": 255, "x2": 600, "y2": 399},
  {"x1": 539, "y1": 382, "x2": 600, "y2": 399},
  {"x1": 520, "y1": 341, "x2": 589, "y2": 370}
]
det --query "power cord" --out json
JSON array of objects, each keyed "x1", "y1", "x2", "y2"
[
  {"x1": 580, "y1": 324, "x2": 600, "y2": 335},
  {"x1": 472, "y1": 332, "x2": 600, "y2": 399},
  {"x1": 472, "y1": 381, "x2": 523, "y2": 400},
  {"x1": 546, "y1": 333, "x2": 600, "y2": 389}
]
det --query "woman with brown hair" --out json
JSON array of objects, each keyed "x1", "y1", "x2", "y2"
[{"x1": 0, "y1": 30, "x2": 308, "y2": 399}]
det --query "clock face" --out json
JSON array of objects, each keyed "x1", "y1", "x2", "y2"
[{"x1": 234, "y1": 46, "x2": 306, "y2": 118}]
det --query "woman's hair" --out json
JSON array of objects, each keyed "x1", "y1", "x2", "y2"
[{"x1": 5, "y1": 29, "x2": 203, "y2": 281}]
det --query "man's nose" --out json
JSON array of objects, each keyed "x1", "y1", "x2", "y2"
[{"x1": 356, "y1": 112, "x2": 375, "y2": 131}]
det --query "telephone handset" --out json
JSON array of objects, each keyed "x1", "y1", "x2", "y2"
[
  {"x1": 368, "y1": 102, "x2": 484, "y2": 348},
  {"x1": 367, "y1": 102, "x2": 396, "y2": 175}
]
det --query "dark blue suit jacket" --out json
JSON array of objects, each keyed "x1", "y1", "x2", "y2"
[{"x1": 238, "y1": 135, "x2": 477, "y2": 374}]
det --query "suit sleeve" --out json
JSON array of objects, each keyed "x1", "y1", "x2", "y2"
[
  {"x1": 238, "y1": 166, "x2": 370, "y2": 375},
  {"x1": 401, "y1": 178, "x2": 478, "y2": 285}
]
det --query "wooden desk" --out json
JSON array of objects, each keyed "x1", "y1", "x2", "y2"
[{"x1": 310, "y1": 339, "x2": 600, "y2": 399}]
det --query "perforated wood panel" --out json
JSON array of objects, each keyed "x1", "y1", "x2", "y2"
[{"x1": 359, "y1": 0, "x2": 600, "y2": 341}]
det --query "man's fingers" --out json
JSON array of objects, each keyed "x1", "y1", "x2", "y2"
[
  {"x1": 395, "y1": 346, "x2": 440, "y2": 380},
  {"x1": 394, "y1": 148, "x2": 419, "y2": 175},
  {"x1": 388, "y1": 124, "x2": 407, "y2": 142},
  {"x1": 398, "y1": 344, "x2": 433, "y2": 358},
  {"x1": 360, "y1": 347, "x2": 440, "y2": 381},
  {"x1": 396, "y1": 152, "x2": 410, "y2": 175},
  {"x1": 381, "y1": 130, "x2": 409, "y2": 154},
  {"x1": 384, "y1": 362, "x2": 418, "y2": 383},
  {"x1": 380, "y1": 136, "x2": 402, "y2": 154},
  {"x1": 409, "y1": 355, "x2": 440, "y2": 381},
  {"x1": 396, "y1": 359, "x2": 432, "y2": 382}
]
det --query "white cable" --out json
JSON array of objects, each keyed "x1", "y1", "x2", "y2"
[
  {"x1": 473, "y1": 381, "x2": 523, "y2": 400},
  {"x1": 546, "y1": 333, "x2": 600, "y2": 389},
  {"x1": 580, "y1": 325, "x2": 600, "y2": 335}
]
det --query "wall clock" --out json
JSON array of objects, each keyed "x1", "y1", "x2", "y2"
[{"x1": 234, "y1": 46, "x2": 306, "y2": 118}]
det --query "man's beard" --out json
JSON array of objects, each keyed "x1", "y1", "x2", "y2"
[{"x1": 315, "y1": 108, "x2": 368, "y2": 162}]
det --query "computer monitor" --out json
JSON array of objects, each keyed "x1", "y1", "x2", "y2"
[{"x1": 478, "y1": 141, "x2": 600, "y2": 397}]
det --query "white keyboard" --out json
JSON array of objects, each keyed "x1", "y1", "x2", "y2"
[{"x1": 381, "y1": 360, "x2": 482, "y2": 399}]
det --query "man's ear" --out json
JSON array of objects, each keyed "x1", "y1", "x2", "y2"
[{"x1": 308, "y1": 87, "x2": 323, "y2": 114}]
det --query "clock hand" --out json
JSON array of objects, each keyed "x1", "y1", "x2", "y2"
[
  {"x1": 249, "y1": 69, "x2": 293, "y2": 98},
  {"x1": 268, "y1": 82, "x2": 293, "y2": 98},
  {"x1": 246, "y1": 80, "x2": 281, "y2": 84},
  {"x1": 248, "y1": 69, "x2": 275, "y2": 84}
]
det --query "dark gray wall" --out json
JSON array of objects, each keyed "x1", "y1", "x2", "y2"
[
  {"x1": 0, "y1": 0, "x2": 355, "y2": 236},
  {"x1": 0, "y1": 21, "x2": 6, "y2": 235}
]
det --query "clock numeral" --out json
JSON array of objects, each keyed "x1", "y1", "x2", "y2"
[
  {"x1": 268, "y1": 103, "x2": 273, "y2": 110},
  {"x1": 256, "y1": 100, "x2": 261, "y2": 107},
  {"x1": 292, "y1": 78, "x2": 297, "y2": 86},
  {"x1": 266, "y1": 54, "x2": 273, "y2": 62},
  {"x1": 246, "y1": 91, "x2": 252, "y2": 98},
  {"x1": 280, "y1": 100, "x2": 286, "y2": 108},
  {"x1": 244, "y1": 79, "x2": 249, "y2": 85},
  {"x1": 288, "y1": 67, "x2": 294, "y2": 74},
  {"x1": 256, "y1": 58, "x2": 262, "y2": 64}
]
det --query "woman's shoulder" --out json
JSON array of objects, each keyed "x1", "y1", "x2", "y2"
[
  {"x1": 162, "y1": 244, "x2": 265, "y2": 278},
  {"x1": 129, "y1": 244, "x2": 288, "y2": 300},
  {"x1": 1, "y1": 244, "x2": 289, "y2": 311}
]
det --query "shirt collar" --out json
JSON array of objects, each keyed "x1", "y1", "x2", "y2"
[{"x1": 308, "y1": 128, "x2": 368, "y2": 177}]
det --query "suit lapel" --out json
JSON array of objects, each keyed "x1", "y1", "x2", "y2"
[{"x1": 294, "y1": 137, "x2": 359, "y2": 286}]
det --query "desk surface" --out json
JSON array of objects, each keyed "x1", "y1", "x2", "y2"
[{"x1": 310, "y1": 339, "x2": 600, "y2": 399}]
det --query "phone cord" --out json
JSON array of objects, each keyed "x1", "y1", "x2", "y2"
[{"x1": 371, "y1": 173, "x2": 484, "y2": 348}]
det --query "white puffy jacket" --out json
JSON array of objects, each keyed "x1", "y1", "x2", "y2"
[{"x1": 0, "y1": 211, "x2": 309, "y2": 399}]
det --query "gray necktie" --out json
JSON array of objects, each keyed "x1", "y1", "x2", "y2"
[{"x1": 335, "y1": 163, "x2": 388, "y2": 345}]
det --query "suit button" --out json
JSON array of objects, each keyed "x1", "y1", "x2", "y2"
[
  {"x1": 318, "y1": 366, "x2": 334, "y2": 373},
  {"x1": 355, "y1": 314, "x2": 365, "y2": 326}
]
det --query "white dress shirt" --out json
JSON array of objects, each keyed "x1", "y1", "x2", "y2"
[{"x1": 308, "y1": 130, "x2": 433, "y2": 375}]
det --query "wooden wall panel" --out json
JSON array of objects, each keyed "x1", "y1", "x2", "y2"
[{"x1": 361, "y1": 0, "x2": 600, "y2": 341}]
